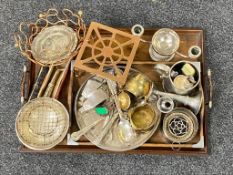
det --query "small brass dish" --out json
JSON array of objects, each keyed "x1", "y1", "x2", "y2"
[
  {"x1": 129, "y1": 103, "x2": 160, "y2": 131},
  {"x1": 125, "y1": 73, "x2": 153, "y2": 99},
  {"x1": 118, "y1": 91, "x2": 131, "y2": 111}
]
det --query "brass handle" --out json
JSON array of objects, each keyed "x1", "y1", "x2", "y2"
[{"x1": 207, "y1": 69, "x2": 213, "y2": 109}]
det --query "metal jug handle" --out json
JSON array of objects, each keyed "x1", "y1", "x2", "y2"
[{"x1": 154, "y1": 64, "x2": 170, "y2": 78}]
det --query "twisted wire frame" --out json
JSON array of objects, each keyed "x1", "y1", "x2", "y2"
[{"x1": 14, "y1": 8, "x2": 86, "y2": 66}]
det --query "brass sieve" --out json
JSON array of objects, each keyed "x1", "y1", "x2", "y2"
[{"x1": 15, "y1": 97, "x2": 69, "y2": 150}]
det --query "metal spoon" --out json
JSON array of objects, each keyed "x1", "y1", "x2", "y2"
[{"x1": 106, "y1": 78, "x2": 135, "y2": 143}]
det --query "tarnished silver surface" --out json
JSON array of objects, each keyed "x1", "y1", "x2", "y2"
[
  {"x1": 149, "y1": 28, "x2": 180, "y2": 61},
  {"x1": 79, "y1": 88, "x2": 109, "y2": 113},
  {"x1": 154, "y1": 61, "x2": 201, "y2": 95},
  {"x1": 154, "y1": 89, "x2": 203, "y2": 115},
  {"x1": 31, "y1": 25, "x2": 78, "y2": 65},
  {"x1": 157, "y1": 96, "x2": 174, "y2": 113},
  {"x1": 74, "y1": 68, "x2": 161, "y2": 151}
]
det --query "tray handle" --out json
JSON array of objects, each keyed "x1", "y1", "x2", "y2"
[
  {"x1": 20, "y1": 65, "x2": 27, "y2": 104},
  {"x1": 207, "y1": 69, "x2": 213, "y2": 109},
  {"x1": 20, "y1": 61, "x2": 32, "y2": 104}
]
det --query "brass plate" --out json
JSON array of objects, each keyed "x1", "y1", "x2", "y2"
[
  {"x1": 31, "y1": 25, "x2": 78, "y2": 65},
  {"x1": 16, "y1": 97, "x2": 69, "y2": 150}
]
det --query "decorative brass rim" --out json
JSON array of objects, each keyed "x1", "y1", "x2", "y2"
[{"x1": 129, "y1": 103, "x2": 161, "y2": 132}]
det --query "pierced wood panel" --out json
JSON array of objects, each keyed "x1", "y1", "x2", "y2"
[{"x1": 74, "y1": 22, "x2": 140, "y2": 85}]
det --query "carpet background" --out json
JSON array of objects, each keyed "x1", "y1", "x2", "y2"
[{"x1": 0, "y1": 0, "x2": 232, "y2": 174}]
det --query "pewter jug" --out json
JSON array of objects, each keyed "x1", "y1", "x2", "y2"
[{"x1": 154, "y1": 61, "x2": 201, "y2": 95}]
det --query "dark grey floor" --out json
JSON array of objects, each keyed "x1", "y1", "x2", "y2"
[{"x1": 0, "y1": 0, "x2": 233, "y2": 174}]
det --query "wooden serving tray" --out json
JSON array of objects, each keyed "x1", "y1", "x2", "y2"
[{"x1": 19, "y1": 28, "x2": 210, "y2": 155}]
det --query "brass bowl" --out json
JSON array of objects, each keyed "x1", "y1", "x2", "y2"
[
  {"x1": 15, "y1": 97, "x2": 69, "y2": 150},
  {"x1": 125, "y1": 73, "x2": 153, "y2": 99},
  {"x1": 129, "y1": 103, "x2": 160, "y2": 131},
  {"x1": 118, "y1": 91, "x2": 131, "y2": 111}
]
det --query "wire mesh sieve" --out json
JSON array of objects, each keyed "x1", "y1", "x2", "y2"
[{"x1": 16, "y1": 97, "x2": 69, "y2": 150}]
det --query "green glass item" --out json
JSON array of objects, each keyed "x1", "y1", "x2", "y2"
[{"x1": 95, "y1": 107, "x2": 109, "y2": 116}]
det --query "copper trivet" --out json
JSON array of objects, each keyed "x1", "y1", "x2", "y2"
[{"x1": 74, "y1": 22, "x2": 140, "y2": 85}]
